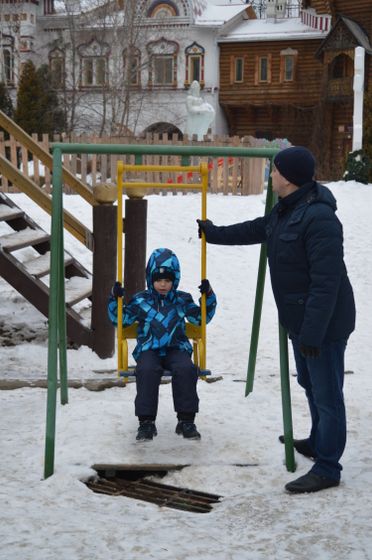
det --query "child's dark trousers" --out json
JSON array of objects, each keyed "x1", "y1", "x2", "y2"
[{"x1": 135, "y1": 349, "x2": 199, "y2": 419}]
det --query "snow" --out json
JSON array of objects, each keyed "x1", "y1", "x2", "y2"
[
  {"x1": 219, "y1": 16, "x2": 327, "y2": 41},
  {"x1": 1, "y1": 181, "x2": 372, "y2": 559},
  {"x1": 194, "y1": 3, "x2": 249, "y2": 25}
]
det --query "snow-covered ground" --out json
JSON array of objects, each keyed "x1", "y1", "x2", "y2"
[{"x1": 1, "y1": 182, "x2": 372, "y2": 560}]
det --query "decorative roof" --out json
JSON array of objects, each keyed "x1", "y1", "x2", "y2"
[
  {"x1": 340, "y1": 16, "x2": 372, "y2": 54},
  {"x1": 192, "y1": 0, "x2": 208, "y2": 17},
  {"x1": 316, "y1": 15, "x2": 372, "y2": 58}
]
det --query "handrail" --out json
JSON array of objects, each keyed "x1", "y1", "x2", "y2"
[
  {"x1": 0, "y1": 154, "x2": 93, "y2": 249},
  {"x1": 0, "y1": 110, "x2": 97, "y2": 206},
  {"x1": 51, "y1": 142, "x2": 279, "y2": 159}
]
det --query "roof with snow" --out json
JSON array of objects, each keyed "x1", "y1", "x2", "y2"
[
  {"x1": 194, "y1": 3, "x2": 249, "y2": 26},
  {"x1": 218, "y1": 16, "x2": 328, "y2": 42}
]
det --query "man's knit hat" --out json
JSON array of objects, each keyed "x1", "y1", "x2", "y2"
[{"x1": 274, "y1": 146, "x2": 315, "y2": 187}]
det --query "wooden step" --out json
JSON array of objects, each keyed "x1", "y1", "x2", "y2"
[
  {"x1": 22, "y1": 251, "x2": 74, "y2": 277},
  {"x1": 65, "y1": 276, "x2": 92, "y2": 306},
  {"x1": 0, "y1": 228, "x2": 50, "y2": 251},
  {"x1": 0, "y1": 204, "x2": 24, "y2": 221}
]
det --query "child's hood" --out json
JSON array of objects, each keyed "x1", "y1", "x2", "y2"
[{"x1": 146, "y1": 248, "x2": 181, "y2": 291}]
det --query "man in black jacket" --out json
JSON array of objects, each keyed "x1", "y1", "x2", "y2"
[{"x1": 198, "y1": 146, "x2": 356, "y2": 494}]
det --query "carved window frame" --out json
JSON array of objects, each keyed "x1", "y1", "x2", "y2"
[
  {"x1": 255, "y1": 55, "x2": 272, "y2": 84},
  {"x1": 280, "y1": 48, "x2": 298, "y2": 83},
  {"x1": 78, "y1": 38, "x2": 110, "y2": 89},
  {"x1": 2, "y1": 47, "x2": 14, "y2": 84},
  {"x1": 234, "y1": 56, "x2": 244, "y2": 83},
  {"x1": 123, "y1": 47, "x2": 141, "y2": 87},
  {"x1": 147, "y1": 37, "x2": 178, "y2": 88},
  {"x1": 49, "y1": 48, "x2": 65, "y2": 89},
  {"x1": 184, "y1": 42, "x2": 205, "y2": 87}
]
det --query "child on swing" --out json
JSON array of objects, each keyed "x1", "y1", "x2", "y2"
[{"x1": 108, "y1": 247, "x2": 217, "y2": 442}]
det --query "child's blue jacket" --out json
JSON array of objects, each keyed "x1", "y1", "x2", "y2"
[{"x1": 108, "y1": 248, "x2": 217, "y2": 360}]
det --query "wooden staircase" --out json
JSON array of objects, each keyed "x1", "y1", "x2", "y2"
[{"x1": 0, "y1": 191, "x2": 93, "y2": 348}]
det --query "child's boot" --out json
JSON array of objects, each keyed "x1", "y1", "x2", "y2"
[
  {"x1": 136, "y1": 420, "x2": 157, "y2": 441},
  {"x1": 175, "y1": 421, "x2": 201, "y2": 439}
]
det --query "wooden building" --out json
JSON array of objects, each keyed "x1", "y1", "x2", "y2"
[{"x1": 218, "y1": 0, "x2": 372, "y2": 179}]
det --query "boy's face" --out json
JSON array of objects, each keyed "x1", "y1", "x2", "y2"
[{"x1": 153, "y1": 278, "x2": 173, "y2": 295}]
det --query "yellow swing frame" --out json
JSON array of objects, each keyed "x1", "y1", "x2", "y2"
[{"x1": 116, "y1": 161, "x2": 210, "y2": 380}]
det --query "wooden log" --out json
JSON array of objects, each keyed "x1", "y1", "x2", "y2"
[
  {"x1": 124, "y1": 197, "x2": 147, "y2": 302},
  {"x1": 91, "y1": 203, "x2": 117, "y2": 358}
]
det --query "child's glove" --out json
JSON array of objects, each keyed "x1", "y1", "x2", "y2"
[
  {"x1": 197, "y1": 219, "x2": 214, "y2": 239},
  {"x1": 111, "y1": 281, "x2": 125, "y2": 299},
  {"x1": 198, "y1": 279, "x2": 213, "y2": 295}
]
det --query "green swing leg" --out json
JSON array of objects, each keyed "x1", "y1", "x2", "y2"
[{"x1": 279, "y1": 324, "x2": 296, "y2": 472}]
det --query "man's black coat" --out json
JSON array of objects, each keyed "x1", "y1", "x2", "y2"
[{"x1": 201, "y1": 181, "x2": 355, "y2": 347}]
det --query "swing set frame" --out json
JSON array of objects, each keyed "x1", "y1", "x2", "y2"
[{"x1": 44, "y1": 143, "x2": 296, "y2": 479}]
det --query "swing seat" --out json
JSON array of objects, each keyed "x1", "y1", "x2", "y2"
[{"x1": 118, "y1": 322, "x2": 211, "y2": 379}]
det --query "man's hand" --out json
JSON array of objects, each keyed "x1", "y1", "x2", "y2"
[
  {"x1": 198, "y1": 279, "x2": 213, "y2": 295},
  {"x1": 111, "y1": 281, "x2": 125, "y2": 299},
  {"x1": 300, "y1": 345, "x2": 321, "y2": 359},
  {"x1": 197, "y1": 219, "x2": 213, "y2": 239}
]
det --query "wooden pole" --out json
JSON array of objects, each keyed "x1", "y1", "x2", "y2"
[
  {"x1": 91, "y1": 202, "x2": 117, "y2": 358},
  {"x1": 124, "y1": 197, "x2": 147, "y2": 302}
]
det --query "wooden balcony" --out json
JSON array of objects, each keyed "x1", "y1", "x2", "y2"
[{"x1": 327, "y1": 77, "x2": 353, "y2": 101}]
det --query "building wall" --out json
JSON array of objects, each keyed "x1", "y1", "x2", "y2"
[
  {"x1": 219, "y1": 38, "x2": 324, "y2": 107},
  {"x1": 1, "y1": 0, "x2": 229, "y2": 136}
]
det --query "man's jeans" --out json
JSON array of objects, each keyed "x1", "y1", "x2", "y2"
[{"x1": 291, "y1": 337, "x2": 347, "y2": 481}]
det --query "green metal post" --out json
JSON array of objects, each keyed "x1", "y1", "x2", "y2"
[
  {"x1": 44, "y1": 147, "x2": 63, "y2": 478},
  {"x1": 245, "y1": 163, "x2": 275, "y2": 396},
  {"x1": 279, "y1": 324, "x2": 296, "y2": 472},
  {"x1": 58, "y1": 186, "x2": 68, "y2": 405}
]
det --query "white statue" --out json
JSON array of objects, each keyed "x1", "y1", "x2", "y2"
[{"x1": 185, "y1": 80, "x2": 215, "y2": 140}]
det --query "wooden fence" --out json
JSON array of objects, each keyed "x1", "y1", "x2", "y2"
[{"x1": 0, "y1": 132, "x2": 266, "y2": 196}]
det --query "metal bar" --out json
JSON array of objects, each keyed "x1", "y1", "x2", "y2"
[
  {"x1": 122, "y1": 164, "x2": 202, "y2": 172},
  {"x1": 122, "y1": 182, "x2": 201, "y2": 189},
  {"x1": 86, "y1": 477, "x2": 221, "y2": 513},
  {"x1": 52, "y1": 143, "x2": 279, "y2": 159},
  {"x1": 44, "y1": 147, "x2": 63, "y2": 479},
  {"x1": 117, "y1": 161, "x2": 124, "y2": 374},
  {"x1": 279, "y1": 324, "x2": 296, "y2": 472},
  {"x1": 200, "y1": 162, "x2": 208, "y2": 370},
  {"x1": 245, "y1": 161, "x2": 275, "y2": 397}
]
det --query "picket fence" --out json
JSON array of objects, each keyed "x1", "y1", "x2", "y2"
[{"x1": 0, "y1": 132, "x2": 267, "y2": 196}]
